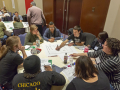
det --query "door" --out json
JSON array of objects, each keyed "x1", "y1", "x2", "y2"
[
  {"x1": 54, "y1": 0, "x2": 82, "y2": 34},
  {"x1": 80, "y1": 0, "x2": 110, "y2": 36}
]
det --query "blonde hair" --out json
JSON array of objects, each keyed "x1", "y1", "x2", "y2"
[
  {"x1": 0, "y1": 36, "x2": 20, "y2": 59},
  {"x1": 30, "y1": 24, "x2": 38, "y2": 32}
]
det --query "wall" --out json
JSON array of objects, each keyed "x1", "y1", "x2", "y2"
[
  {"x1": 104, "y1": 0, "x2": 120, "y2": 40},
  {"x1": 17, "y1": 0, "x2": 26, "y2": 15},
  {"x1": 0, "y1": 0, "x2": 3, "y2": 9},
  {"x1": 34, "y1": 0, "x2": 43, "y2": 10},
  {"x1": 1, "y1": 0, "x2": 19, "y2": 14}
]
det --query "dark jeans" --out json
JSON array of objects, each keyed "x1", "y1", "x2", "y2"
[{"x1": 36, "y1": 25, "x2": 43, "y2": 36}]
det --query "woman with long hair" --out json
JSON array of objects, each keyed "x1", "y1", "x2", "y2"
[
  {"x1": 66, "y1": 56, "x2": 110, "y2": 90},
  {"x1": 0, "y1": 36, "x2": 27, "y2": 89}
]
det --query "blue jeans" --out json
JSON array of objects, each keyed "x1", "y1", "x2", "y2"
[{"x1": 110, "y1": 84, "x2": 114, "y2": 90}]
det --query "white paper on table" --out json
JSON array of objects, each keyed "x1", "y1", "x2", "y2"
[
  {"x1": 41, "y1": 59, "x2": 51, "y2": 72},
  {"x1": 74, "y1": 45, "x2": 85, "y2": 50},
  {"x1": 25, "y1": 45, "x2": 30, "y2": 49},
  {"x1": 62, "y1": 66, "x2": 75, "y2": 82},
  {"x1": 25, "y1": 51, "x2": 32, "y2": 57},
  {"x1": 43, "y1": 44, "x2": 78, "y2": 57}
]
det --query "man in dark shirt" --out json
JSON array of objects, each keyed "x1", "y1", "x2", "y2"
[
  {"x1": 56, "y1": 25, "x2": 86, "y2": 50},
  {"x1": 12, "y1": 55, "x2": 66, "y2": 90},
  {"x1": 43, "y1": 22, "x2": 61, "y2": 42}
]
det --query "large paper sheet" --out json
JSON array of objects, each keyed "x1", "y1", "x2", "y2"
[
  {"x1": 43, "y1": 44, "x2": 78, "y2": 57},
  {"x1": 11, "y1": 0, "x2": 15, "y2": 9}
]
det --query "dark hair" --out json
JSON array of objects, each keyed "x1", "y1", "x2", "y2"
[
  {"x1": 98, "y1": 31, "x2": 108, "y2": 43},
  {"x1": 49, "y1": 21, "x2": 54, "y2": 25},
  {"x1": 24, "y1": 70, "x2": 41, "y2": 79},
  {"x1": 31, "y1": 1, "x2": 36, "y2": 6},
  {"x1": 0, "y1": 36, "x2": 20, "y2": 59},
  {"x1": 15, "y1": 11, "x2": 18, "y2": 14},
  {"x1": 75, "y1": 56, "x2": 98, "y2": 80},
  {"x1": 14, "y1": 16, "x2": 20, "y2": 22},
  {"x1": 73, "y1": 25, "x2": 81, "y2": 32},
  {"x1": 106, "y1": 38, "x2": 120, "y2": 56}
]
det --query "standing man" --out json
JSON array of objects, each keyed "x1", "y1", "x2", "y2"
[
  {"x1": 27, "y1": 1, "x2": 46, "y2": 36},
  {"x1": 56, "y1": 26, "x2": 86, "y2": 50},
  {"x1": 13, "y1": 11, "x2": 23, "y2": 22}
]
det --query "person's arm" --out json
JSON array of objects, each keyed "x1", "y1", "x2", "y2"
[
  {"x1": 24, "y1": 33, "x2": 33, "y2": 45},
  {"x1": 43, "y1": 29, "x2": 49, "y2": 41},
  {"x1": 27, "y1": 9, "x2": 31, "y2": 26},
  {"x1": 36, "y1": 31, "x2": 44, "y2": 43},
  {"x1": 70, "y1": 53, "x2": 88, "y2": 57},
  {"x1": 19, "y1": 15, "x2": 23, "y2": 22},
  {"x1": 66, "y1": 82, "x2": 76, "y2": 90},
  {"x1": 3, "y1": 23, "x2": 6, "y2": 31},
  {"x1": 21, "y1": 22, "x2": 24, "y2": 28},
  {"x1": 56, "y1": 39, "x2": 69, "y2": 50},
  {"x1": 41, "y1": 11, "x2": 46, "y2": 26},
  {"x1": 54, "y1": 29, "x2": 61, "y2": 40},
  {"x1": 95, "y1": 58, "x2": 118, "y2": 74},
  {"x1": 12, "y1": 15, "x2": 15, "y2": 21},
  {"x1": 20, "y1": 46, "x2": 27, "y2": 59},
  {"x1": 75, "y1": 42, "x2": 85, "y2": 46}
]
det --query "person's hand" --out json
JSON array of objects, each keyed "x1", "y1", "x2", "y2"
[
  {"x1": 19, "y1": 46, "x2": 25, "y2": 52},
  {"x1": 36, "y1": 31, "x2": 40, "y2": 37},
  {"x1": 44, "y1": 65, "x2": 52, "y2": 71},
  {"x1": 56, "y1": 45, "x2": 61, "y2": 51},
  {"x1": 33, "y1": 42, "x2": 36, "y2": 45},
  {"x1": 48, "y1": 39, "x2": 54, "y2": 42},
  {"x1": 68, "y1": 43, "x2": 74, "y2": 46},
  {"x1": 70, "y1": 53, "x2": 79, "y2": 57}
]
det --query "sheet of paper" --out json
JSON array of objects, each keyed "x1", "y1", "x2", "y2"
[
  {"x1": 25, "y1": 45, "x2": 30, "y2": 49},
  {"x1": 43, "y1": 44, "x2": 78, "y2": 57},
  {"x1": 41, "y1": 59, "x2": 51, "y2": 72},
  {"x1": 3, "y1": 1, "x2": 5, "y2": 7},
  {"x1": 25, "y1": 51, "x2": 32, "y2": 57},
  {"x1": 62, "y1": 66, "x2": 75, "y2": 82},
  {"x1": 11, "y1": 0, "x2": 15, "y2": 9}
]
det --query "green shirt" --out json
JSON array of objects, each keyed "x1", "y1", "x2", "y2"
[
  {"x1": 0, "y1": 22, "x2": 6, "y2": 38},
  {"x1": 13, "y1": 22, "x2": 24, "y2": 29},
  {"x1": 24, "y1": 32, "x2": 44, "y2": 45}
]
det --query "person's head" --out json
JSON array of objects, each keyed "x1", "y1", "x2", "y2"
[
  {"x1": 102, "y1": 38, "x2": 120, "y2": 56},
  {"x1": 30, "y1": 24, "x2": 38, "y2": 35},
  {"x1": 49, "y1": 21, "x2": 55, "y2": 32},
  {"x1": 75, "y1": 56, "x2": 98, "y2": 80},
  {"x1": 30, "y1": 1, "x2": 36, "y2": 7},
  {"x1": 3, "y1": 11, "x2": 7, "y2": 14},
  {"x1": 14, "y1": 16, "x2": 20, "y2": 22},
  {"x1": 15, "y1": 11, "x2": 19, "y2": 17},
  {"x1": 3, "y1": 7, "x2": 7, "y2": 11},
  {"x1": 98, "y1": 31, "x2": 108, "y2": 43},
  {"x1": 0, "y1": 36, "x2": 22, "y2": 59},
  {"x1": 73, "y1": 25, "x2": 81, "y2": 37},
  {"x1": 23, "y1": 55, "x2": 41, "y2": 79}
]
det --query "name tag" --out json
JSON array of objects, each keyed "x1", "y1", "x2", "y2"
[
  {"x1": 95, "y1": 57, "x2": 101, "y2": 64},
  {"x1": 94, "y1": 46, "x2": 98, "y2": 50}
]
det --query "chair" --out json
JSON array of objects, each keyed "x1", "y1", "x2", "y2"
[
  {"x1": 8, "y1": 12, "x2": 12, "y2": 17},
  {"x1": 13, "y1": 28, "x2": 25, "y2": 36},
  {"x1": 6, "y1": 16, "x2": 12, "y2": 21},
  {"x1": 18, "y1": 33, "x2": 27, "y2": 46},
  {"x1": 83, "y1": 32, "x2": 96, "y2": 46},
  {"x1": 2, "y1": 17, "x2": 8, "y2": 21}
]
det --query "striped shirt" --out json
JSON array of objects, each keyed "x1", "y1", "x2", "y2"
[{"x1": 87, "y1": 50, "x2": 120, "y2": 90}]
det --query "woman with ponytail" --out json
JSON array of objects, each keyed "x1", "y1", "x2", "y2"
[{"x1": 0, "y1": 36, "x2": 27, "y2": 89}]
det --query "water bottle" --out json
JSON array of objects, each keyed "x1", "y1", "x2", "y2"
[
  {"x1": 36, "y1": 39, "x2": 40, "y2": 48},
  {"x1": 64, "y1": 53, "x2": 68, "y2": 64},
  {"x1": 31, "y1": 46, "x2": 37, "y2": 54},
  {"x1": 61, "y1": 33, "x2": 63, "y2": 40}
]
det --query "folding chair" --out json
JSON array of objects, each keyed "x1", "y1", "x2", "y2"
[{"x1": 13, "y1": 28, "x2": 25, "y2": 36}]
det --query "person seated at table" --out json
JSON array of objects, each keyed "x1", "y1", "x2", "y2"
[
  {"x1": 24, "y1": 24, "x2": 43, "y2": 45},
  {"x1": 13, "y1": 11, "x2": 23, "y2": 22},
  {"x1": 70, "y1": 38, "x2": 120, "y2": 90},
  {"x1": 56, "y1": 25, "x2": 86, "y2": 50},
  {"x1": 0, "y1": 36, "x2": 27, "y2": 90},
  {"x1": 3, "y1": 11, "x2": 10, "y2": 17},
  {"x1": 89, "y1": 31, "x2": 108, "y2": 50},
  {"x1": 66, "y1": 56, "x2": 110, "y2": 90},
  {"x1": 12, "y1": 55, "x2": 66, "y2": 90},
  {"x1": 43, "y1": 21, "x2": 61, "y2": 42},
  {"x1": 13, "y1": 16, "x2": 24, "y2": 29},
  {"x1": 0, "y1": 17, "x2": 7, "y2": 40}
]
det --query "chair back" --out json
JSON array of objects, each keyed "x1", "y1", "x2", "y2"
[
  {"x1": 83, "y1": 32, "x2": 96, "y2": 45},
  {"x1": 8, "y1": 12, "x2": 12, "y2": 17},
  {"x1": 18, "y1": 33, "x2": 27, "y2": 46},
  {"x1": 13, "y1": 28, "x2": 25, "y2": 36},
  {"x1": 6, "y1": 16, "x2": 12, "y2": 21}
]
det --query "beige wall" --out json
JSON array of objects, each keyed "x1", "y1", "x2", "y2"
[
  {"x1": 0, "y1": 0, "x2": 3, "y2": 9},
  {"x1": 104, "y1": 0, "x2": 120, "y2": 40},
  {"x1": 1, "y1": 0, "x2": 19, "y2": 14},
  {"x1": 34, "y1": 0, "x2": 43, "y2": 10},
  {"x1": 17, "y1": 0, "x2": 26, "y2": 15}
]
